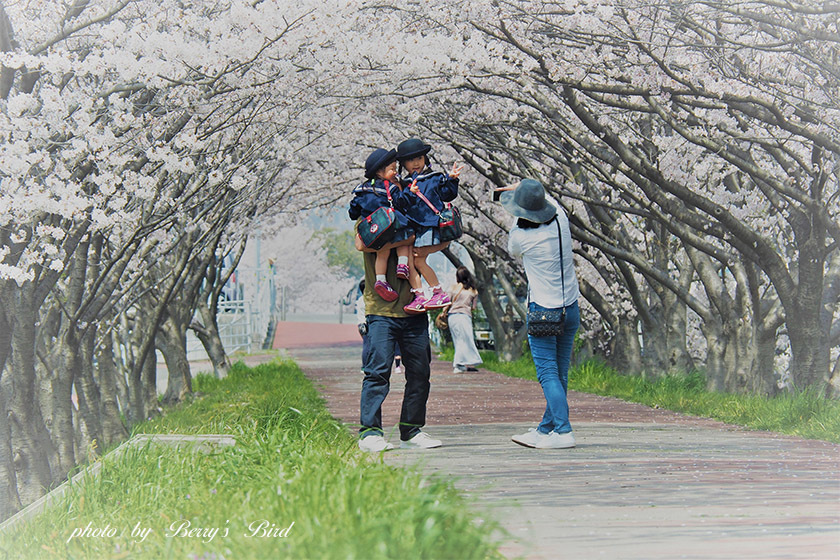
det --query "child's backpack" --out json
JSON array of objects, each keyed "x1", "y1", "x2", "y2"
[
  {"x1": 437, "y1": 204, "x2": 463, "y2": 242},
  {"x1": 357, "y1": 206, "x2": 397, "y2": 250},
  {"x1": 414, "y1": 187, "x2": 463, "y2": 242}
]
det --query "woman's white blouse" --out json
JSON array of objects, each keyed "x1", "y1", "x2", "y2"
[{"x1": 508, "y1": 202, "x2": 579, "y2": 309}]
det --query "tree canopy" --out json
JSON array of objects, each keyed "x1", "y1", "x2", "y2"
[{"x1": 0, "y1": 0, "x2": 837, "y2": 521}]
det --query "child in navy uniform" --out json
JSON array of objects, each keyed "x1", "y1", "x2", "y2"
[
  {"x1": 349, "y1": 148, "x2": 415, "y2": 301},
  {"x1": 395, "y1": 138, "x2": 463, "y2": 313}
]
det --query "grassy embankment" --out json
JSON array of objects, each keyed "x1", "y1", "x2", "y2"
[
  {"x1": 440, "y1": 347, "x2": 840, "y2": 443},
  {"x1": 0, "y1": 360, "x2": 503, "y2": 560}
]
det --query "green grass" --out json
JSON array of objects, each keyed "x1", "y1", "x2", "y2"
[
  {"x1": 440, "y1": 347, "x2": 840, "y2": 443},
  {"x1": 0, "y1": 360, "x2": 503, "y2": 560}
]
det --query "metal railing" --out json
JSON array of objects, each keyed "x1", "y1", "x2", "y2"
[{"x1": 185, "y1": 265, "x2": 277, "y2": 361}]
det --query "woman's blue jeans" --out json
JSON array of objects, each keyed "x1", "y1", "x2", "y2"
[{"x1": 527, "y1": 301, "x2": 580, "y2": 435}]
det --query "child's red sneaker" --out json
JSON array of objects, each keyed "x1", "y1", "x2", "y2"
[
  {"x1": 374, "y1": 280, "x2": 399, "y2": 302},
  {"x1": 396, "y1": 264, "x2": 410, "y2": 280},
  {"x1": 403, "y1": 293, "x2": 427, "y2": 314},
  {"x1": 423, "y1": 289, "x2": 451, "y2": 310}
]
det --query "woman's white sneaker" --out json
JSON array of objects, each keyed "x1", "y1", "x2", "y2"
[
  {"x1": 400, "y1": 431, "x2": 442, "y2": 449},
  {"x1": 358, "y1": 435, "x2": 395, "y2": 452},
  {"x1": 511, "y1": 428, "x2": 543, "y2": 448},
  {"x1": 535, "y1": 431, "x2": 575, "y2": 449}
]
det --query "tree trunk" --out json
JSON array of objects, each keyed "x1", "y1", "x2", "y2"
[
  {"x1": 0, "y1": 302, "x2": 10, "y2": 381},
  {"x1": 721, "y1": 318, "x2": 758, "y2": 394},
  {"x1": 750, "y1": 326, "x2": 779, "y2": 397},
  {"x1": 142, "y1": 352, "x2": 160, "y2": 420},
  {"x1": 50, "y1": 327, "x2": 78, "y2": 476},
  {"x1": 787, "y1": 320, "x2": 830, "y2": 393},
  {"x1": 663, "y1": 289, "x2": 694, "y2": 372},
  {"x1": 774, "y1": 170, "x2": 830, "y2": 392},
  {"x1": 159, "y1": 315, "x2": 192, "y2": 405},
  {"x1": 7, "y1": 294, "x2": 55, "y2": 504},
  {"x1": 641, "y1": 304, "x2": 668, "y2": 375},
  {"x1": 0, "y1": 387, "x2": 21, "y2": 521},
  {"x1": 126, "y1": 334, "x2": 145, "y2": 426},
  {"x1": 193, "y1": 298, "x2": 230, "y2": 379},
  {"x1": 112, "y1": 322, "x2": 130, "y2": 418},
  {"x1": 702, "y1": 319, "x2": 727, "y2": 392},
  {"x1": 474, "y1": 258, "x2": 525, "y2": 361},
  {"x1": 74, "y1": 326, "x2": 104, "y2": 456},
  {"x1": 608, "y1": 317, "x2": 643, "y2": 374},
  {"x1": 95, "y1": 338, "x2": 128, "y2": 448},
  {"x1": 828, "y1": 353, "x2": 840, "y2": 398}
]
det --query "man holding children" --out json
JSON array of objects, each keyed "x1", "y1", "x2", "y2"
[{"x1": 350, "y1": 138, "x2": 459, "y2": 452}]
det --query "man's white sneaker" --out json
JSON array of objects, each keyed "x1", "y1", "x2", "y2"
[
  {"x1": 358, "y1": 435, "x2": 395, "y2": 452},
  {"x1": 534, "y1": 431, "x2": 576, "y2": 449},
  {"x1": 511, "y1": 428, "x2": 544, "y2": 448},
  {"x1": 400, "y1": 431, "x2": 442, "y2": 449}
]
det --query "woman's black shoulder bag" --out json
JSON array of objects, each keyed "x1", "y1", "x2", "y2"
[{"x1": 526, "y1": 218, "x2": 567, "y2": 337}]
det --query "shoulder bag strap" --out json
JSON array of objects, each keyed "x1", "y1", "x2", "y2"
[
  {"x1": 555, "y1": 217, "x2": 566, "y2": 307},
  {"x1": 525, "y1": 219, "x2": 566, "y2": 308},
  {"x1": 372, "y1": 179, "x2": 395, "y2": 208},
  {"x1": 414, "y1": 187, "x2": 441, "y2": 215}
]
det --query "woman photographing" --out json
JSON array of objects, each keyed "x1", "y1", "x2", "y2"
[{"x1": 498, "y1": 179, "x2": 581, "y2": 449}]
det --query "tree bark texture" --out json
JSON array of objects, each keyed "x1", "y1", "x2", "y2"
[
  {"x1": 0, "y1": 387, "x2": 21, "y2": 519},
  {"x1": 159, "y1": 315, "x2": 192, "y2": 405},
  {"x1": 94, "y1": 340, "x2": 128, "y2": 448},
  {"x1": 192, "y1": 298, "x2": 231, "y2": 379},
  {"x1": 7, "y1": 292, "x2": 56, "y2": 505}
]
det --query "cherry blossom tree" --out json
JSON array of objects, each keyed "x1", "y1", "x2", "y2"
[
  {"x1": 346, "y1": 0, "x2": 838, "y2": 395},
  {"x1": 0, "y1": 0, "x2": 360, "y2": 518}
]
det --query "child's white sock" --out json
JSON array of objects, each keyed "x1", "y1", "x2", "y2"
[
  {"x1": 376, "y1": 274, "x2": 386, "y2": 283},
  {"x1": 397, "y1": 256, "x2": 408, "y2": 266}
]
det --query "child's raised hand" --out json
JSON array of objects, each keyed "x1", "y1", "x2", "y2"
[
  {"x1": 409, "y1": 178, "x2": 419, "y2": 194},
  {"x1": 449, "y1": 163, "x2": 464, "y2": 179}
]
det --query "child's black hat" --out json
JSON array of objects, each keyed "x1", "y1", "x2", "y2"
[
  {"x1": 364, "y1": 148, "x2": 398, "y2": 179},
  {"x1": 396, "y1": 138, "x2": 432, "y2": 162}
]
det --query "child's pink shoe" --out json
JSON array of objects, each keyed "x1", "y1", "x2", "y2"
[
  {"x1": 403, "y1": 293, "x2": 427, "y2": 314},
  {"x1": 374, "y1": 280, "x2": 399, "y2": 302},
  {"x1": 423, "y1": 288, "x2": 451, "y2": 310},
  {"x1": 396, "y1": 264, "x2": 410, "y2": 280}
]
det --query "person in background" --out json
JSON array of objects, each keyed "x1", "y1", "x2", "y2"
[
  {"x1": 393, "y1": 343, "x2": 403, "y2": 374},
  {"x1": 356, "y1": 279, "x2": 369, "y2": 375},
  {"x1": 448, "y1": 266, "x2": 483, "y2": 373},
  {"x1": 358, "y1": 278, "x2": 405, "y2": 376},
  {"x1": 498, "y1": 178, "x2": 581, "y2": 450}
]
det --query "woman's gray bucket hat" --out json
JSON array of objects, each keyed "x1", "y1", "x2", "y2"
[{"x1": 499, "y1": 179, "x2": 557, "y2": 223}]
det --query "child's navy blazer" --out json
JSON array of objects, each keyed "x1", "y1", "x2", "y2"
[
  {"x1": 396, "y1": 170, "x2": 459, "y2": 228},
  {"x1": 348, "y1": 179, "x2": 410, "y2": 228}
]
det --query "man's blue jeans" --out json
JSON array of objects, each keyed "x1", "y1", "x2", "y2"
[
  {"x1": 360, "y1": 314, "x2": 431, "y2": 441},
  {"x1": 527, "y1": 301, "x2": 580, "y2": 435}
]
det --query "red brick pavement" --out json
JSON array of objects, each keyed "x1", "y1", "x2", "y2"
[{"x1": 272, "y1": 321, "x2": 360, "y2": 349}]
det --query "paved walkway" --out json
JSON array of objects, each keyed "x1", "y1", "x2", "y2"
[{"x1": 275, "y1": 331, "x2": 840, "y2": 560}]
